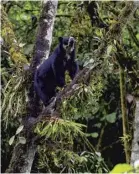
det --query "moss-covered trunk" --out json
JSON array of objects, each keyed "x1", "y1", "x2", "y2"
[
  {"x1": 131, "y1": 99, "x2": 139, "y2": 165},
  {"x1": 6, "y1": 1, "x2": 58, "y2": 173}
]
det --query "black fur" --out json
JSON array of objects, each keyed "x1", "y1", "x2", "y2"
[{"x1": 34, "y1": 37, "x2": 79, "y2": 106}]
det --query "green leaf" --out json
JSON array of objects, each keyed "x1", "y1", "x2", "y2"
[
  {"x1": 107, "y1": 45, "x2": 113, "y2": 55},
  {"x1": 19, "y1": 137, "x2": 26, "y2": 144},
  {"x1": 106, "y1": 112, "x2": 116, "y2": 123},
  {"x1": 114, "y1": 40, "x2": 117, "y2": 45},
  {"x1": 9, "y1": 136, "x2": 15, "y2": 145},
  {"x1": 86, "y1": 132, "x2": 98, "y2": 138},
  {"x1": 136, "y1": 33, "x2": 139, "y2": 40},
  {"x1": 110, "y1": 163, "x2": 133, "y2": 173},
  {"x1": 16, "y1": 125, "x2": 24, "y2": 135},
  {"x1": 23, "y1": 44, "x2": 34, "y2": 55},
  {"x1": 93, "y1": 123, "x2": 102, "y2": 128}
]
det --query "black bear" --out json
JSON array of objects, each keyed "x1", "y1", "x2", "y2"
[{"x1": 34, "y1": 36, "x2": 79, "y2": 106}]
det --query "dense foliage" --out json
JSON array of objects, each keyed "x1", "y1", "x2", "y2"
[{"x1": 1, "y1": 1, "x2": 139, "y2": 173}]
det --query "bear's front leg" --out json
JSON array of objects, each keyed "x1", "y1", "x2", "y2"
[{"x1": 52, "y1": 61, "x2": 66, "y2": 88}]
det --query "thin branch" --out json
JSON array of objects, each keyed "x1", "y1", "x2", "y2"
[
  {"x1": 101, "y1": 140, "x2": 121, "y2": 152},
  {"x1": 56, "y1": 14, "x2": 73, "y2": 18}
]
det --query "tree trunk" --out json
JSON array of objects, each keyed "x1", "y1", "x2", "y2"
[
  {"x1": 6, "y1": 1, "x2": 58, "y2": 173},
  {"x1": 130, "y1": 99, "x2": 139, "y2": 165}
]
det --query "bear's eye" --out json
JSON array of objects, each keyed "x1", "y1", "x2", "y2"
[
  {"x1": 63, "y1": 42, "x2": 69, "y2": 49},
  {"x1": 64, "y1": 42, "x2": 68, "y2": 46}
]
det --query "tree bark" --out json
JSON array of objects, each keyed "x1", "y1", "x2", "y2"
[
  {"x1": 6, "y1": 1, "x2": 58, "y2": 173},
  {"x1": 130, "y1": 99, "x2": 139, "y2": 165},
  {"x1": 28, "y1": 0, "x2": 58, "y2": 118}
]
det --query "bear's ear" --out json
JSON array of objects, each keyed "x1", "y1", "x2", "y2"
[{"x1": 58, "y1": 37, "x2": 63, "y2": 43}]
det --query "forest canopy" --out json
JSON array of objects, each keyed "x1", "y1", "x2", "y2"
[{"x1": 1, "y1": 1, "x2": 139, "y2": 173}]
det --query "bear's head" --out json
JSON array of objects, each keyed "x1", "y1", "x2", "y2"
[{"x1": 58, "y1": 36, "x2": 75, "y2": 59}]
